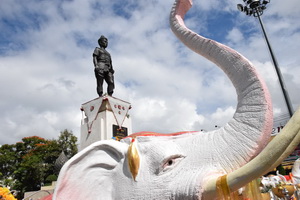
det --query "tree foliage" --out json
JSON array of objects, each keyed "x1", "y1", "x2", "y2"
[
  {"x1": 0, "y1": 129, "x2": 78, "y2": 199},
  {"x1": 57, "y1": 129, "x2": 78, "y2": 158}
]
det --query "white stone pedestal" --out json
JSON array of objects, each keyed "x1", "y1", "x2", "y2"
[{"x1": 80, "y1": 95, "x2": 132, "y2": 150}]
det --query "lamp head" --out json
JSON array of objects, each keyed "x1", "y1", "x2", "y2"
[{"x1": 249, "y1": 0, "x2": 260, "y2": 9}]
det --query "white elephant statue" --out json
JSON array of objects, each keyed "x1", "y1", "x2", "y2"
[{"x1": 52, "y1": 0, "x2": 300, "y2": 199}]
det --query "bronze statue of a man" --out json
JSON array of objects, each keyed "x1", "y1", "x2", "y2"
[{"x1": 93, "y1": 35, "x2": 115, "y2": 96}]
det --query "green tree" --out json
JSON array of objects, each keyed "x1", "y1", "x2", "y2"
[
  {"x1": 0, "y1": 131, "x2": 78, "y2": 199},
  {"x1": 0, "y1": 144, "x2": 17, "y2": 188},
  {"x1": 13, "y1": 136, "x2": 50, "y2": 199},
  {"x1": 57, "y1": 129, "x2": 78, "y2": 158}
]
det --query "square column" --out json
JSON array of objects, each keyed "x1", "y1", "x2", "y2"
[{"x1": 80, "y1": 95, "x2": 132, "y2": 150}]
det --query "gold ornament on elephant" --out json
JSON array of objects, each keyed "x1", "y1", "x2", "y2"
[
  {"x1": 127, "y1": 137, "x2": 140, "y2": 181},
  {"x1": 272, "y1": 183, "x2": 295, "y2": 198}
]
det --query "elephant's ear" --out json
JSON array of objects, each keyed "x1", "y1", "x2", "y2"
[{"x1": 53, "y1": 140, "x2": 128, "y2": 200}]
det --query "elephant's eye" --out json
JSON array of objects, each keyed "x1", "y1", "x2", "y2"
[{"x1": 161, "y1": 155, "x2": 184, "y2": 173}]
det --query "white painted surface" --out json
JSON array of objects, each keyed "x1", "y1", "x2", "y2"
[{"x1": 80, "y1": 96, "x2": 132, "y2": 150}]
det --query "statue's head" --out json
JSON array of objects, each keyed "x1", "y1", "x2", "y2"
[{"x1": 98, "y1": 35, "x2": 108, "y2": 48}]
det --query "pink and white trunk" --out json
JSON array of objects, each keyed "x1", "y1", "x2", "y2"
[{"x1": 170, "y1": 0, "x2": 272, "y2": 170}]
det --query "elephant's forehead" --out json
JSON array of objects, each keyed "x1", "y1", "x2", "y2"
[
  {"x1": 126, "y1": 131, "x2": 196, "y2": 138},
  {"x1": 122, "y1": 132, "x2": 221, "y2": 168},
  {"x1": 136, "y1": 137, "x2": 184, "y2": 161},
  {"x1": 123, "y1": 132, "x2": 212, "y2": 157},
  {"x1": 134, "y1": 133, "x2": 198, "y2": 151},
  {"x1": 122, "y1": 131, "x2": 202, "y2": 144}
]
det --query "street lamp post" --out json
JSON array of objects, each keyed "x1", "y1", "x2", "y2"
[{"x1": 237, "y1": 0, "x2": 294, "y2": 118}]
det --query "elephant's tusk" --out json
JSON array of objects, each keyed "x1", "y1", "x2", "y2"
[
  {"x1": 203, "y1": 107, "x2": 300, "y2": 199},
  {"x1": 262, "y1": 112, "x2": 300, "y2": 175}
]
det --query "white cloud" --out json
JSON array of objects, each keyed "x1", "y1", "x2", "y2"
[
  {"x1": 211, "y1": 107, "x2": 235, "y2": 123},
  {"x1": 226, "y1": 28, "x2": 244, "y2": 44}
]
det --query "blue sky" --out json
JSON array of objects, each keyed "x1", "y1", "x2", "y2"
[{"x1": 0, "y1": 0, "x2": 299, "y2": 145}]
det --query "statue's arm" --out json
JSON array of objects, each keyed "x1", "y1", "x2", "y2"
[
  {"x1": 93, "y1": 48, "x2": 98, "y2": 68},
  {"x1": 93, "y1": 55, "x2": 97, "y2": 68}
]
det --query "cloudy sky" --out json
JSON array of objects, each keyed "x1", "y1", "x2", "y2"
[{"x1": 0, "y1": 0, "x2": 299, "y2": 145}]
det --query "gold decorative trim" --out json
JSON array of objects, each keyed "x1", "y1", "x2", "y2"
[{"x1": 127, "y1": 138, "x2": 140, "y2": 181}]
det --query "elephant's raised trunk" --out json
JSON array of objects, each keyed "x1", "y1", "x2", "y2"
[
  {"x1": 170, "y1": 0, "x2": 273, "y2": 169},
  {"x1": 170, "y1": 0, "x2": 271, "y2": 196}
]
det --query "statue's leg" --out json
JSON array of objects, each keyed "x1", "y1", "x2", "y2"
[
  {"x1": 95, "y1": 71, "x2": 104, "y2": 96},
  {"x1": 105, "y1": 73, "x2": 114, "y2": 96}
]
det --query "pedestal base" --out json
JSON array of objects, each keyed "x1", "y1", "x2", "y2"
[{"x1": 80, "y1": 95, "x2": 132, "y2": 150}]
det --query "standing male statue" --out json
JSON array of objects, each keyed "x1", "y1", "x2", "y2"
[{"x1": 93, "y1": 35, "x2": 115, "y2": 96}]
